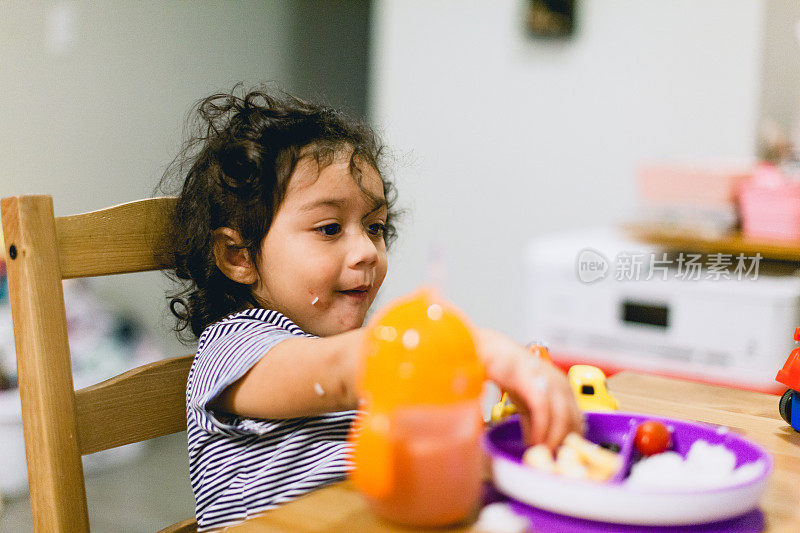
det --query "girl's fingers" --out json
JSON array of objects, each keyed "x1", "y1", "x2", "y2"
[
  {"x1": 528, "y1": 378, "x2": 550, "y2": 446},
  {"x1": 572, "y1": 397, "x2": 586, "y2": 435},
  {"x1": 545, "y1": 390, "x2": 569, "y2": 450},
  {"x1": 517, "y1": 403, "x2": 533, "y2": 445},
  {"x1": 510, "y1": 388, "x2": 545, "y2": 447},
  {"x1": 485, "y1": 340, "x2": 583, "y2": 449}
]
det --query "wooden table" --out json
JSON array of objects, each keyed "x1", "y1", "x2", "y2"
[
  {"x1": 623, "y1": 223, "x2": 800, "y2": 261},
  {"x1": 227, "y1": 372, "x2": 800, "y2": 532}
]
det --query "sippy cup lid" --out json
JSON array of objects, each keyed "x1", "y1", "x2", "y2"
[{"x1": 358, "y1": 288, "x2": 485, "y2": 409}]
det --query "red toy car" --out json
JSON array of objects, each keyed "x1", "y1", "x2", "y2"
[{"x1": 776, "y1": 327, "x2": 800, "y2": 432}]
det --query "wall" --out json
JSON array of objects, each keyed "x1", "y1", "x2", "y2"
[
  {"x1": 0, "y1": 1, "x2": 370, "y2": 353},
  {"x1": 759, "y1": 0, "x2": 800, "y2": 140},
  {"x1": 289, "y1": 0, "x2": 372, "y2": 117},
  {"x1": 370, "y1": 0, "x2": 799, "y2": 339},
  {"x1": 3, "y1": 1, "x2": 798, "y2": 351}
]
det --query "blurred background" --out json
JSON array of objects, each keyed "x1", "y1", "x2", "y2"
[{"x1": 2, "y1": 0, "x2": 800, "y2": 530}]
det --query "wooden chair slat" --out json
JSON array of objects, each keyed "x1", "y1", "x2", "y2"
[
  {"x1": 1, "y1": 194, "x2": 196, "y2": 532},
  {"x1": 1, "y1": 195, "x2": 90, "y2": 532},
  {"x1": 55, "y1": 197, "x2": 177, "y2": 278},
  {"x1": 75, "y1": 355, "x2": 194, "y2": 455}
]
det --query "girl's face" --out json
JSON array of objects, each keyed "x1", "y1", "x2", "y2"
[{"x1": 252, "y1": 153, "x2": 388, "y2": 337}]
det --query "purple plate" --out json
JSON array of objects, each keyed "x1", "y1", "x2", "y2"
[
  {"x1": 484, "y1": 413, "x2": 772, "y2": 526},
  {"x1": 481, "y1": 483, "x2": 764, "y2": 532}
]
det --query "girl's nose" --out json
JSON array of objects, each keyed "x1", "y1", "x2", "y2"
[{"x1": 347, "y1": 230, "x2": 379, "y2": 268}]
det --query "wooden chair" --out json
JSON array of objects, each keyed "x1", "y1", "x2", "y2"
[{"x1": 0, "y1": 195, "x2": 197, "y2": 533}]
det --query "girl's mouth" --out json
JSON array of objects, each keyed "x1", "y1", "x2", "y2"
[{"x1": 338, "y1": 288, "x2": 370, "y2": 301}]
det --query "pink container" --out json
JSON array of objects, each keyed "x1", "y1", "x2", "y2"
[
  {"x1": 638, "y1": 164, "x2": 752, "y2": 209},
  {"x1": 739, "y1": 164, "x2": 800, "y2": 241}
]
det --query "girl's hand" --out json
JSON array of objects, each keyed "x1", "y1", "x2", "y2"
[{"x1": 477, "y1": 328, "x2": 583, "y2": 450}]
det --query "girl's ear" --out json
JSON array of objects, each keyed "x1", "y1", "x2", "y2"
[{"x1": 212, "y1": 227, "x2": 258, "y2": 285}]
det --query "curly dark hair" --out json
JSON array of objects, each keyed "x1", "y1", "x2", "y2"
[{"x1": 159, "y1": 84, "x2": 398, "y2": 339}]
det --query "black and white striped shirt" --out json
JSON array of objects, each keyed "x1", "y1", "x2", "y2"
[{"x1": 186, "y1": 308, "x2": 356, "y2": 531}]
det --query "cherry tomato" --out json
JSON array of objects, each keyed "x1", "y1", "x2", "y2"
[{"x1": 634, "y1": 421, "x2": 671, "y2": 456}]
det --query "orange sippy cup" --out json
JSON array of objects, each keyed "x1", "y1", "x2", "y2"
[{"x1": 349, "y1": 289, "x2": 486, "y2": 527}]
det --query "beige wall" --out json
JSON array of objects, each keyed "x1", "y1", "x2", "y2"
[
  {"x1": 370, "y1": 0, "x2": 800, "y2": 338},
  {"x1": 1, "y1": 1, "x2": 297, "y2": 352},
  {"x1": 4, "y1": 1, "x2": 799, "y2": 353},
  {"x1": 2, "y1": 1, "x2": 371, "y2": 354},
  {"x1": 759, "y1": 0, "x2": 800, "y2": 138}
]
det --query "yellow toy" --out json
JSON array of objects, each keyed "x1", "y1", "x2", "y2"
[
  {"x1": 490, "y1": 392, "x2": 518, "y2": 423},
  {"x1": 568, "y1": 365, "x2": 618, "y2": 412}
]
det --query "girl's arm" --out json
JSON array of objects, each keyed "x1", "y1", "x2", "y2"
[
  {"x1": 210, "y1": 329, "x2": 363, "y2": 419},
  {"x1": 212, "y1": 325, "x2": 583, "y2": 450}
]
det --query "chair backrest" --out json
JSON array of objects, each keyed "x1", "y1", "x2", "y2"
[{"x1": 1, "y1": 195, "x2": 194, "y2": 532}]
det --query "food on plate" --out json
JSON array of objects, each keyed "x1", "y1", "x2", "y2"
[
  {"x1": 634, "y1": 420, "x2": 672, "y2": 456},
  {"x1": 522, "y1": 444, "x2": 556, "y2": 473},
  {"x1": 522, "y1": 433, "x2": 622, "y2": 482},
  {"x1": 555, "y1": 445, "x2": 589, "y2": 479},
  {"x1": 626, "y1": 439, "x2": 766, "y2": 489},
  {"x1": 518, "y1": 418, "x2": 765, "y2": 493},
  {"x1": 562, "y1": 433, "x2": 622, "y2": 479}
]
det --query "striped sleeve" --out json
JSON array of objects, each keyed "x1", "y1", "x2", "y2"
[
  {"x1": 188, "y1": 317, "x2": 295, "y2": 436},
  {"x1": 186, "y1": 309, "x2": 357, "y2": 531}
]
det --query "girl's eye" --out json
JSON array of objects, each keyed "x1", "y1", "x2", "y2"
[
  {"x1": 367, "y1": 222, "x2": 386, "y2": 236},
  {"x1": 316, "y1": 223, "x2": 341, "y2": 236}
]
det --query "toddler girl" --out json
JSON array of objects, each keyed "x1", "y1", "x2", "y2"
[{"x1": 165, "y1": 86, "x2": 581, "y2": 531}]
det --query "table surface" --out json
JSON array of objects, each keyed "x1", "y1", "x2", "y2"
[{"x1": 226, "y1": 371, "x2": 800, "y2": 532}]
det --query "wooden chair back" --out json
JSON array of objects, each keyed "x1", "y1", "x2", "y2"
[{"x1": 0, "y1": 195, "x2": 196, "y2": 532}]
